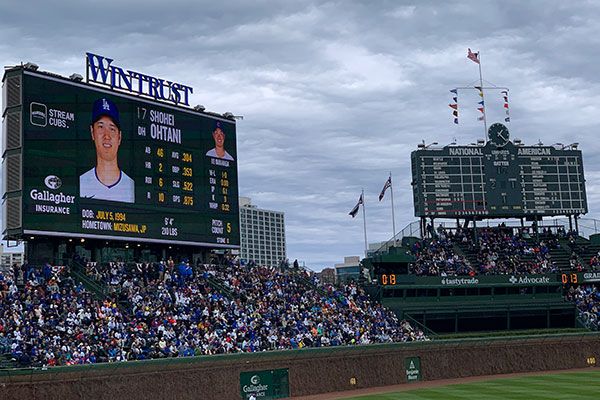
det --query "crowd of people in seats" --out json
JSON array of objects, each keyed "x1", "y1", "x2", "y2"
[
  {"x1": 0, "y1": 257, "x2": 428, "y2": 368},
  {"x1": 410, "y1": 225, "x2": 564, "y2": 276},
  {"x1": 566, "y1": 285, "x2": 600, "y2": 330},
  {"x1": 473, "y1": 229, "x2": 558, "y2": 275},
  {"x1": 409, "y1": 229, "x2": 474, "y2": 276},
  {"x1": 0, "y1": 264, "x2": 127, "y2": 367}
]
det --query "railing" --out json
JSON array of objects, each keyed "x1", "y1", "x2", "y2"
[{"x1": 373, "y1": 217, "x2": 600, "y2": 255}]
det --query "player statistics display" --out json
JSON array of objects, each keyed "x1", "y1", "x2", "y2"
[
  {"x1": 20, "y1": 71, "x2": 239, "y2": 247},
  {"x1": 411, "y1": 139, "x2": 587, "y2": 218}
]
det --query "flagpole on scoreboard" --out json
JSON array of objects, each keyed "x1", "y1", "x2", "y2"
[
  {"x1": 362, "y1": 188, "x2": 368, "y2": 257},
  {"x1": 477, "y1": 51, "x2": 488, "y2": 138},
  {"x1": 389, "y1": 172, "x2": 397, "y2": 245}
]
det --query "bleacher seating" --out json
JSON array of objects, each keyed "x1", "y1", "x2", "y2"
[{"x1": 0, "y1": 259, "x2": 427, "y2": 369}]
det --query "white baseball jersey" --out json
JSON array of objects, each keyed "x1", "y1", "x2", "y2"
[
  {"x1": 205, "y1": 148, "x2": 234, "y2": 161},
  {"x1": 80, "y1": 168, "x2": 135, "y2": 203}
]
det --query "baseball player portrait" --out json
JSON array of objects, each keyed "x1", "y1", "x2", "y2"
[
  {"x1": 205, "y1": 120, "x2": 234, "y2": 161},
  {"x1": 80, "y1": 97, "x2": 135, "y2": 203}
]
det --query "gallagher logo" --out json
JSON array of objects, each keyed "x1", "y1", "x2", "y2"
[
  {"x1": 30, "y1": 102, "x2": 48, "y2": 127},
  {"x1": 44, "y1": 175, "x2": 62, "y2": 190}
]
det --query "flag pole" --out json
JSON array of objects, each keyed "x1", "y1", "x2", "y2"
[
  {"x1": 362, "y1": 188, "x2": 368, "y2": 257},
  {"x1": 389, "y1": 172, "x2": 397, "y2": 245},
  {"x1": 478, "y1": 51, "x2": 487, "y2": 139}
]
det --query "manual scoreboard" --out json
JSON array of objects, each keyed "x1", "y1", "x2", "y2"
[
  {"x1": 411, "y1": 124, "x2": 587, "y2": 218},
  {"x1": 2, "y1": 68, "x2": 240, "y2": 247}
]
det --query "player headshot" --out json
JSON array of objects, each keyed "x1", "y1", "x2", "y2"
[
  {"x1": 205, "y1": 121, "x2": 234, "y2": 161},
  {"x1": 80, "y1": 97, "x2": 135, "y2": 203}
]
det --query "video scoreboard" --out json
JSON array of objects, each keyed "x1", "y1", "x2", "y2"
[
  {"x1": 2, "y1": 68, "x2": 240, "y2": 248},
  {"x1": 411, "y1": 140, "x2": 587, "y2": 218}
]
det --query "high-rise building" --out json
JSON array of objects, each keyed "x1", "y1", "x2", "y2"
[
  {"x1": 0, "y1": 244, "x2": 24, "y2": 270},
  {"x1": 239, "y1": 197, "x2": 286, "y2": 267}
]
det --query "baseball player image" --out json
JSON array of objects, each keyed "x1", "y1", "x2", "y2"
[
  {"x1": 80, "y1": 97, "x2": 135, "y2": 203},
  {"x1": 205, "y1": 120, "x2": 234, "y2": 161}
]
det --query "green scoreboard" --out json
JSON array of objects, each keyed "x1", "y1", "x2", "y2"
[
  {"x1": 411, "y1": 125, "x2": 587, "y2": 218},
  {"x1": 2, "y1": 67, "x2": 239, "y2": 248}
]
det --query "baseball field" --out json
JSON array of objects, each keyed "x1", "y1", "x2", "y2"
[{"x1": 344, "y1": 370, "x2": 600, "y2": 399}]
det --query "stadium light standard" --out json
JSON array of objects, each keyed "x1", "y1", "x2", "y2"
[
  {"x1": 562, "y1": 142, "x2": 579, "y2": 150},
  {"x1": 418, "y1": 141, "x2": 438, "y2": 149},
  {"x1": 24, "y1": 62, "x2": 39, "y2": 71}
]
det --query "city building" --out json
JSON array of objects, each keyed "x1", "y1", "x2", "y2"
[
  {"x1": 239, "y1": 197, "x2": 286, "y2": 267},
  {"x1": 317, "y1": 267, "x2": 336, "y2": 285},
  {"x1": 0, "y1": 244, "x2": 24, "y2": 270},
  {"x1": 334, "y1": 256, "x2": 361, "y2": 283}
]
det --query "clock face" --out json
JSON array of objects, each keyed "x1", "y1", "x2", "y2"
[{"x1": 488, "y1": 123, "x2": 510, "y2": 147}]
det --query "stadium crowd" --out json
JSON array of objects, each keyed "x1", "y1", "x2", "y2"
[
  {"x1": 410, "y1": 226, "x2": 563, "y2": 276},
  {"x1": 0, "y1": 258, "x2": 427, "y2": 368},
  {"x1": 566, "y1": 285, "x2": 600, "y2": 330}
]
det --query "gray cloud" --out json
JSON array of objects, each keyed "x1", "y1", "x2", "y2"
[{"x1": 2, "y1": 1, "x2": 600, "y2": 269}]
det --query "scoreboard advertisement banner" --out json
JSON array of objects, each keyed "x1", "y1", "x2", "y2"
[
  {"x1": 411, "y1": 141, "x2": 587, "y2": 218},
  {"x1": 18, "y1": 71, "x2": 239, "y2": 247}
]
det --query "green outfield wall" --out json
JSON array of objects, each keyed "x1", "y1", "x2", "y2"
[{"x1": 0, "y1": 332, "x2": 599, "y2": 399}]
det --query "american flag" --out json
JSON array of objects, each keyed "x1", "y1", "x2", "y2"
[
  {"x1": 467, "y1": 48, "x2": 480, "y2": 64},
  {"x1": 379, "y1": 176, "x2": 392, "y2": 201},
  {"x1": 349, "y1": 193, "x2": 363, "y2": 218}
]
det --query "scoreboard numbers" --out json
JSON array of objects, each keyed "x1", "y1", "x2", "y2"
[{"x1": 411, "y1": 142, "x2": 587, "y2": 218}]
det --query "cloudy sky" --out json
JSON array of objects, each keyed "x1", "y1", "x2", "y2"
[{"x1": 1, "y1": 1, "x2": 600, "y2": 270}]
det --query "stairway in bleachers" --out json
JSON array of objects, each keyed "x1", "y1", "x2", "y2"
[{"x1": 453, "y1": 242, "x2": 478, "y2": 271}]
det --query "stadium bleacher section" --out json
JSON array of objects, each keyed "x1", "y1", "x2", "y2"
[{"x1": 0, "y1": 258, "x2": 427, "y2": 368}]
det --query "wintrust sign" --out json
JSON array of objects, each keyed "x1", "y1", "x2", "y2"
[{"x1": 86, "y1": 53, "x2": 194, "y2": 106}]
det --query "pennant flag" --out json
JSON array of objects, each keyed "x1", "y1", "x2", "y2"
[
  {"x1": 453, "y1": 97, "x2": 457, "y2": 102},
  {"x1": 379, "y1": 177, "x2": 392, "y2": 201},
  {"x1": 503, "y1": 96, "x2": 508, "y2": 102},
  {"x1": 477, "y1": 107, "x2": 484, "y2": 113},
  {"x1": 453, "y1": 110, "x2": 458, "y2": 117},
  {"x1": 474, "y1": 86, "x2": 482, "y2": 91},
  {"x1": 504, "y1": 103, "x2": 509, "y2": 109},
  {"x1": 501, "y1": 90, "x2": 508, "y2": 95},
  {"x1": 506, "y1": 110, "x2": 510, "y2": 115},
  {"x1": 349, "y1": 193, "x2": 363, "y2": 218},
  {"x1": 477, "y1": 116, "x2": 484, "y2": 121},
  {"x1": 478, "y1": 92, "x2": 484, "y2": 97},
  {"x1": 450, "y1": 89, "x2": 458, "y2": 94},
  {"x1": 449, "y1": 104, "x2": 457, "y2": 110},
  {"x1": 454, "y1": 118, "x2": 459, "y2": 124},
  {"x1": 478, "y1": 101, "x2": 484, "y2": 105},
  {"x1": 467, "y1": 48, "x2": 480, "y2": 64},
  {"x1": 505, "y1": 117, "x2": 511, "y2": 122}
]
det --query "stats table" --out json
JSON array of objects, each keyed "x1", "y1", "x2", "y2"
[
  {"x1": 18, "y1": 71, "x2": 240, "y2": 247},
  {"x1": 411, "y1": 142, "x2": 587, "y2": 218}
]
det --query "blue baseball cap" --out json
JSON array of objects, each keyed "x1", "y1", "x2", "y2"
[
  {"x1": 92, "y1": 97, "x2": 120, "y2": 129},
  {"x1": 213, "y1": 120, "x2": 225, "y2": 133}
]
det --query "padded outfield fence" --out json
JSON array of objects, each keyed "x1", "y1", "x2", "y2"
[{"x1": 1, "y1": 332, "x2": 599, "y2": 399}]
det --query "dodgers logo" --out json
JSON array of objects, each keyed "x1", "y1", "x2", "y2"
[{"x1": 102, "y1": 98, "x2": 110, "y2": 111}]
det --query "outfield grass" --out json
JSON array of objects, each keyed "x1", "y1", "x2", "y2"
[{"x1": 345, "y1": 370, "x2": 600, "y2": 399}]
